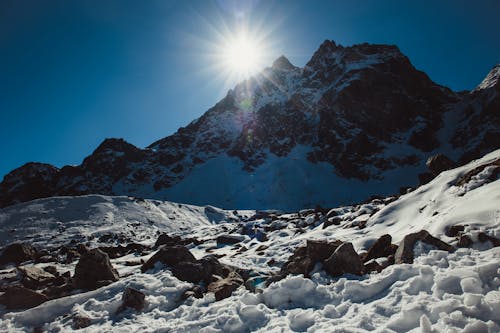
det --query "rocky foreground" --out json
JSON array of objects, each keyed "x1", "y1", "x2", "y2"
[{"x1": 0, "y1": 150, "x2": 499, "y2": 332}]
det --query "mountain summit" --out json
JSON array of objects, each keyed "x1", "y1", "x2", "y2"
[{"x1": 1, "y1": 40, "x2": 499, "y2": 210}]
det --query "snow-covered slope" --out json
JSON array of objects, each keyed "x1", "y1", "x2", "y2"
[
  {"x1": 0, "y1": 149, "x2": 499, "y2": 332},
  {"x1": 1, "y1": 41, "x2": 499, "y2": 210}
]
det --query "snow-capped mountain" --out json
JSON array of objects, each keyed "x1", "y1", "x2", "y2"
[
  {"x1": 0, "y1": 148, "x2": 499, "y2": 332},
  {"x1": 1, "y1": 41, "x2": 499, "y2": 210}
]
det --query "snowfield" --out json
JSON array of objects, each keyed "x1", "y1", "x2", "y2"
[{"x1": 0, "y1": 149, "x2": 499, "y2": 332}]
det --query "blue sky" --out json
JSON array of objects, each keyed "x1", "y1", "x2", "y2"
[{"x1": 1, "y1": 0, "x2": 499, "y2": 179}]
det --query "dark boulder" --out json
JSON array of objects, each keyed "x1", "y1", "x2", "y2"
[
  {"x1": 426, "y1": 154, "x2": 455, "y2": 176},
  {"x1": 306, "y1": 239, "x2": 342, "y2": 262},
  {"x1": 118, "y1": 287, "x2": 146, "y2": 313},
  {"x1": 281, "y1": 247, "x2": 315, "y2": 276},
  {"x1": 363, "y1": 234, "x2": 396, "y2": 262},
  {"x1": 171, "y1": 262, "x2": 206, "y2": 283},
  {"x1": 0, "y1": 285, "x2": 48, "y2": 309},
  {"x1": 73, "y1": 248, "x2": 119, "y2": 290},
  {"x1": 0, "y1": 243, "x2": 37, "y2": 266},
  {"x1": 207, "y1": 271, "x2": 244, "y2": 301},
  {"x1": 141, "y1": 245, "x2": 197, "y2": 273},
  {"x1": 395, "y1": 230, "x2": 454, "y2": 264},
  {"x1": 323, "y1": 242, "x2": 364, "y2": 277}
]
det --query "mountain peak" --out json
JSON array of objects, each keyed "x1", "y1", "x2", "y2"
[
  {"x1": 474, "y1": 64, "x2": 500, "y2": 91},
  {"x1": 271, "y1": 55, "x2": 296, "y2": 70}
]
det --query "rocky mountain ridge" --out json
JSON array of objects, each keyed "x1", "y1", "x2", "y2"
[{"x1": 1, "y1": 40, "x2": 499, "y2": 209}]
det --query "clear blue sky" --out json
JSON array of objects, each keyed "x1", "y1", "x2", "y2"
[{"x1": 1, "y1": 0, "x2": 499, "y2": 179}]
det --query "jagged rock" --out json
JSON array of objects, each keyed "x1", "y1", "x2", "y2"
[
  {"x1": 0, "y1": 285, "x2": 48, "y2": 309},
  {"x1": 363, "y1": 234, "x2": 396, "y2": 262},
  {"x1": 426, "y1": 154, "x2": 455, "y2": 176},
  {"x1": 207, "y1": 271, "x2": 244, "y2": 301},
  {"x1": 73, "y1": 248, "x2": 119, "y2": 290},
  {"x1": 0, "y1": 243, "x2": 37, "y2": 266},
  {"x1": 72, "y1": 314, "x2": 92, "y2": 329},
  {"x1": 395, "y1": 230, "x2": 454, "y2": 264},
  {"x1": 19, "y1": 266, "x2": 55, "y2": 289},
  {"x1": 118, "y1": 287, "x2": 146, "y2": 312},
  {"x1": 323, "y1": 242, "x2": 364, "y2": 277},
  {"x1": 306, "y1": 239, "x2": 342, "y2": 262},
  {"x1": 445, "y1": 225, "x2": 465, "y2": 237},
  {"x1": 141, "y1": 245, "x2": 197, "y2": 273}
]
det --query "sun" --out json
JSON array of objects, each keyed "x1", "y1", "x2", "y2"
[{"x1": 223, "y1": 35, "x2": 263, "y2": 77}]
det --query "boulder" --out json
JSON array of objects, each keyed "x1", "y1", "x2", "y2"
[
  {"x1": 306, "y1": 239, "x2": 342, "y2": 262},
  {"x1": 19, "y1": 266, "x2": 55, "y2": 289},
  {"x1": 0, "y1": 285, "x2": 48, "y2": 309},
  {"x1": 363, "y1": 234, "x2": 395, "y2": 262},
  {"x1": 207, "y1": 271, "x2": 244, "y2": 301},
  {"x1": 395, "y1": 230, "x2": 454, "y2": 264},
  {"x1": 141, "y1": 245, "x2": 196, "y2": 273},
  {"x1": 426, "y1": 154, "x2": 455, "y2": 176},
  {"x1": 170, "y1": 262, "x2": 206, "y2": 283},
  {"x1": 323, "y1": 242, "x2": 364, "y2": 277},
  {"x1": 118, "y1": 287, "x2": 146, "y2": 312},
  {"x1": 281, "y1": 247, "x2": 315, "y2": 276},
  {"x1": 73, "y1": 248, "x2": 119, "y2": 290},
  {"x1": 0, "y1": 243, "x2": 37, "y2": 266}
]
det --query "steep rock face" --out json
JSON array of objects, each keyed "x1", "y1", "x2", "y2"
[{"x1": 1, "y1": 40, "x2": 498, "y2": 210}]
